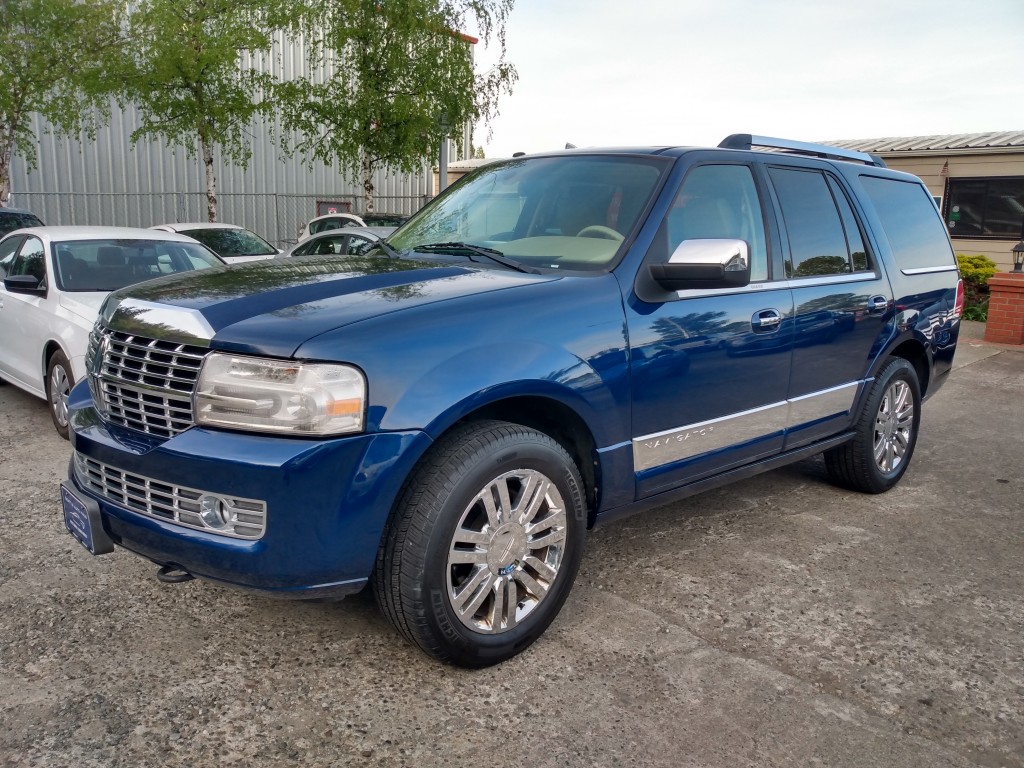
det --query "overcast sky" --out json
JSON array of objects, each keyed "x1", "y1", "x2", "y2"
[{"x1": 472, "y1": 0, "x2": 1024, "y2": 158}]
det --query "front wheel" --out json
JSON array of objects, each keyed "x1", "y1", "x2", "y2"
[
  {"x1": 46, "y1": 349, "x2": 73, "y2": 440},
  {"x1": 374, "y1": 420, "x2": 587, "y2": 667},
  {"x1": 825, "y1": 357, "x2": 921, "y2": 493}
]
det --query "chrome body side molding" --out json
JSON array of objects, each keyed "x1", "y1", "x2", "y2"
[{"x1": 633, "y1": 381, "x2": 860, "y2": 471}]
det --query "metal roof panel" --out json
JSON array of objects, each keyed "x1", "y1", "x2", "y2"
[{"x1": 827, "y1": 131, "x2": 1024, "y2": 153}]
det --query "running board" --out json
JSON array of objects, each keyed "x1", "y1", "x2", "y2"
[{"x1": 594, "y1": 432, "x2": 855, "y2": 528}]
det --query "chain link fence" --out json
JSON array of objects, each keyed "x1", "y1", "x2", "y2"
[{"x1": 15, "y1": 192, "x2": 432, "y2": 248}]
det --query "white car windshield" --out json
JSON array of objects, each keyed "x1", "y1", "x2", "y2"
[{"x1": 53, "y1": 239, "x2": 222, "y2": 292}]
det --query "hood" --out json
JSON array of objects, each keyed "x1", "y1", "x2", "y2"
[
  {"x1": 102, "y1": 254, "x2": 560, "y2": 357},
  {"x1": 59, "y1": 291, "x2": 108, "y2": 324}
]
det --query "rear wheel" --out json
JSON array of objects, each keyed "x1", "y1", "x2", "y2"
[
  {"x1": 46, "y1": 349, "x2": 73, "y2": 440},
  {"x1": 825, "y1": 357, "x2": 921, "y2": 493},
  {"x1": 374, "y1": 420, "x2": 587, "y2": 667}
]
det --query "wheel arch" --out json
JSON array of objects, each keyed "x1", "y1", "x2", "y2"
[
  {"x1": 880, "y1": 336, "x2": 930, "y2": 396},
  {"x1": 41, "y1": 339, "x2": 70, "y2": 381},
  {"x1": 468, "y1": 396, "x2": 600, "y2": 527},
  {"x1": 432, "y1": 394, "x2": 602, "y2": 529}
]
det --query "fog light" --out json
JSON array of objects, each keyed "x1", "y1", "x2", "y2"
[{"x1": 198, "y1": 495, "x2": 233, "y2": 529}]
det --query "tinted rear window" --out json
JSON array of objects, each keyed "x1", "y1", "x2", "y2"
[
  {"x1": 182, "y1": 228, "x2": 277, "y2": 257},
  {"x1": 0, "y1": 211, "x2": 44, "y2": 236},
  {"x1": 859, "y1": 176, "x2": 955, "y2": 271}
]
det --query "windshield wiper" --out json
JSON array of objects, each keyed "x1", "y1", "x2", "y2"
[
  {"x1": 374, "y1": 239, "x2": 403, "y2": 258},
  {"x1": 410, "y1": 242, "x2": 540, "y2": 274}
]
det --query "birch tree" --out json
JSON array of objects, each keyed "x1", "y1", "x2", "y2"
[
  {"x1": 0, "y1": 0, "x2": 123, "y2": 207},
  {"x1": 277, "y1": 0, "x2": 517, "y2": 213},
  {"x1": 118, "y1": 0, "x2": 288, "y2": 222}
]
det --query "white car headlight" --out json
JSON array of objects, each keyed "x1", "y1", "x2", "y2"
[{"x1": 195, "y1": 353, "x2": 365, "y2": 435}]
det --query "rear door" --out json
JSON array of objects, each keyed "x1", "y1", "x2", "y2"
[
  {"x1": 764, "y1": 164, "x2": 893, "y2": 448},
  {"x1": 626, "y1": 162, "x2": 794, "y2": 498}
]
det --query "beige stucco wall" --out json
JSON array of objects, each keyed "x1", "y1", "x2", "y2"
[{"x1": 880, "y1": 151, "x2": 1024, "y2": 271}]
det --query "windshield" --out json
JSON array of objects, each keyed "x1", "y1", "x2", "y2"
[
  {"x1": 388, "y1": 155, "x2": 668, "y2": 271},
  {"x1": 52, "y1": 238, "x2": 223, "y2": 292},
  {"x1": 181, "y1": 228, "x2": 277, "y2": 257}
]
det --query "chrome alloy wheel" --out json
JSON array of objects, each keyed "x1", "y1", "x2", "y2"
[
  {"x1": 50, "y1": 364, "x2": 71, "y2": 428},
  {"x1": 873, "y1": 379, "x2": 914, "y2": 473},
  {"x1": 447, "y1": 469, "x2": 568, "y2": 634}
]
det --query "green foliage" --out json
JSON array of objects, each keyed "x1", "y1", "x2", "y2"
[
  {"x1": 962, "y1": 301, "x2": 989, "y2": 322},
  {"x1": 115, "y1": 0, "x2": 301, "y2": 219},
  {"x1": 276, "y1": 0, "x2": 517, "y2": 206},
  {"x1": 956, "y1": 253, "x2": 998, "y2": 322},
  {"x1": 0, "y1": 0, "x2": 124, "y2": 205},
  {"x1": 3, "y1": 0, "x2": 516, "y2": 218},
  {"x1": 119, "y1": 0, "x2": 287, "y2": 166},
  {"x1": 956, "y1": 253, "x2": 998, "y2": 286}
]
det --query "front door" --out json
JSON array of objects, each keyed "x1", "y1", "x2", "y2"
[
  {"x1": 626, "y1": 163, "x2": 794, "y2": 499},
  {"x1": 0, "y1": 235, "x2": 49, "y2": 393}
]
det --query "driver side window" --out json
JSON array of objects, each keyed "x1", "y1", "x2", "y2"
[
  {"x1": 661, "y1": 165, "x2": 769, "y2": 282},
  {"x1": 11, "y1": 237, "x2": 47, "y2": 288}
]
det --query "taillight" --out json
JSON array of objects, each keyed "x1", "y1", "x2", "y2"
[{"x1": 952, "y1": 278, "x2": 965, "y2": 319}]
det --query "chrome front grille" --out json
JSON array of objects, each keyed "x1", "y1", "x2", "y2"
[
  {"x1": 90, "y1": 327, "x2": 207, "y2": 437},
  {"x1": 73, "y1": 452, "x2": 267, "y2": 540}
]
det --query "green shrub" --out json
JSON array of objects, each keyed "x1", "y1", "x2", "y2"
[
  {"x1": 956, "y1": 253, "x2": 998, "y2": 285},
  {"x1": 962, "y1": 300, "x2": 989, "y2": 322},
  {"x1": 956, "y1": 253, "x2": 998, "y2": 322}
]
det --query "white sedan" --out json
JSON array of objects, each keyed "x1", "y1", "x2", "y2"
[
  {"x1": 278, "y1": 226, "x2": 397, "y2": 258},
  {"x1": 0, "y1": 226, "x2": 224, "y2": 438},
  {"x1": 151, "y1": 223, "x2": 279, "y2": 262},
  {"x1": 296, "y1": 212, "x2": 366, "y2": 242}
]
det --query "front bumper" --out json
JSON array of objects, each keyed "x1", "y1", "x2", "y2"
[{"x1": 66, "y1": 381, "x2": 432, "y2": 597}]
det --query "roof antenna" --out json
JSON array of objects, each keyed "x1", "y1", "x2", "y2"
[{"x1": 565, "y1": 142, "x2": 577, "y2": 149}]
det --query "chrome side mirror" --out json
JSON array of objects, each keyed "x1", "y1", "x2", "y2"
[{"x1": 648, "y1": 239, "x2": 751, "y2": 291}]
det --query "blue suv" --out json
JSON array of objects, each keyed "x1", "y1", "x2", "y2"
[{"x1": 62, "y1": 135, "x2": 963, "y2": 666}]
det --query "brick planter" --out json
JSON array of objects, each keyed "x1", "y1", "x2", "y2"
[{"x1": 984, "y1": 272, "x2": 1024, "y2": 345}]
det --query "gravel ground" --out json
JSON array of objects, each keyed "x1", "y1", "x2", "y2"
[{"x1": 1, "y1": 328, "x2": 1022, "y2": 768}]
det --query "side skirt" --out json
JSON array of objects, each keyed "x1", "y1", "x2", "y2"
[{"x1": 593, "y1": 431, "x2": 855, "y2": 528}]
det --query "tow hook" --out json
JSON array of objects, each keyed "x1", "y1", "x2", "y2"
[{"x1": 156, "y1": 564, "x2": 195, "y2": 584}]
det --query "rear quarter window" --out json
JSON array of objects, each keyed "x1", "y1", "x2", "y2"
[{"x1": 859, "y1": 176, "x2": 955, "y2": 271}]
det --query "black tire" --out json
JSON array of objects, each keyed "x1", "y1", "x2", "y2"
[
  {"x1": 45, "y1": 349, "x2": 73, "y2": 440},
  {"x1": 373, "y1": 420, "x2": 587, "y2": 668},
  {"x1": 825, "y1": 357, "x2": 921, "y2": 494}
]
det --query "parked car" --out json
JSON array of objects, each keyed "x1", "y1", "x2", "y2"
[
  {"x1": 278, "y1": 227, "x2": 397, "y2": 258},
  {"x1": 151, "y1": 223, "x2": 278, "y2": 262},
  {"x1": 0, "y1": 226, "x2": 224, "y2": 438},
  {"x1": 0, "y1": 207, "x2": 44, "y2": 236},
  {"x1": 63, "y1": 135, "x2": 963, "y2": 667},
  {"x1": 296, "y1": 213, "x2": 366, "y2": 242},
  {"x1": 361, "y1": 212, "x2": 409, "y2": 228}
]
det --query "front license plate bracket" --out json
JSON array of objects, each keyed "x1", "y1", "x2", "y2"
[{"x1": 61, "y1": 482, "x2": 115, "y2": 555}]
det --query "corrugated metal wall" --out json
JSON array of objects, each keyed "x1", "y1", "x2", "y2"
[{"x1": 9, "y1": 31, "x2": 470, "y2": 247}]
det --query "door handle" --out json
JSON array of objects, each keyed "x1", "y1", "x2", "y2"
[
  {"x1": 752, "y1": 309, "x2": 782, "y2": 331},
  {"x1": 867, "y1": 295, "x2": 889, "y2": 313}
]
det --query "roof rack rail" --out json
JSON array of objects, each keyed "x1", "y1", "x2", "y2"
[{"x1": 718, "y1": 134, "x2": 887, "y2": 168}]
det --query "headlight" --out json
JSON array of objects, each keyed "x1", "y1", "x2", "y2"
[{"x1": 195, "y1": 353, "x2": 366, "y2": 435}]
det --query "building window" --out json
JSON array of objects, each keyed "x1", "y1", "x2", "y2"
[{"x1": 944, "y1": 177, "x2": 1024, "y2": 239}]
